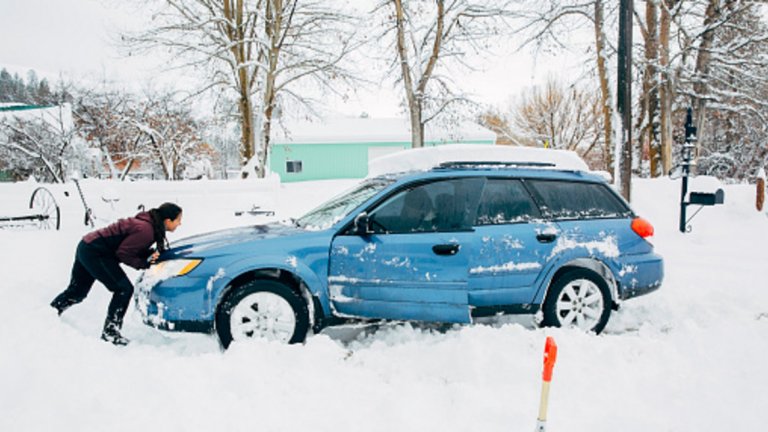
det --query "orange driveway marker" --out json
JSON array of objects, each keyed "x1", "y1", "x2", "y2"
[{"x1": 535, "y1": 336, "x2": 558, "y2": 432}]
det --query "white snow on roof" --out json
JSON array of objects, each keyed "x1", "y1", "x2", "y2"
[
  {"x1": 367, "y1": 144, "x2": 590, "y2": 178},
  {"x1": 272, "y1": 116, "x2": 495, "y2": 144},
  {"x1": 0, "y1": 104, "x2": 72, "y2": 131},
  {"x1": 0, "y1": 102, "x2": 27, "y2": 109}
]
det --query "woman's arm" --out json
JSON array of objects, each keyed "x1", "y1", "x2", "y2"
[{"x1": 116, "y1": 222, "x2": 156, "y2": 270}]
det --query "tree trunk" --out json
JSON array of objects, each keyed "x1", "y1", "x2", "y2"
[
  {"x1": 225, "y1": 0, "x2": 257, "y2": 165},
  {"x1": 692, "y1": 0, "x2": 723, "y2": 169},
  {"x1": 659, "y1": 0, "x2": 675, "y2": 175},
  {"x1": 394, "y1": 0, "x2": 422, "y2": 148},
  {"x1": 101, "y1": 141, "x2": 120, "y2": 179},
  {"x1": 119, "y1": 158, "x2": 135, "y2": 181},
  {"x1": 645, "y1": 0, "x2": 662, "y2": 177},
  {"x1": 238, "y1": 90, "x2": 256, "y2": 164},
  {"x1": 594, "y1": 0, "x2": 614, "y2": 174},
  {"x1": 148, "y1": 134, "x2": 171, "y2": 180},
  {"x1": 257, "y1": 0, "x2": 284, "y2": 178},
  {"x1": 259, "y1": 83, "x2": 275, "y2": 178}
]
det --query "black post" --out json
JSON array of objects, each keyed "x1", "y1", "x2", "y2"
[
  {"x1": 617, "y1": 0, "x2": 633, "y2": 201},
  {"x1": 679, "y1": 108, "x2": 697, "y2": 233}
]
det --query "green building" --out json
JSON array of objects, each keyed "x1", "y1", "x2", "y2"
[{"x1": 268, "y1": 116, "x2": 496, "y2": 182}]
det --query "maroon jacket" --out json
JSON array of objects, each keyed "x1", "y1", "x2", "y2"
[{"x1": 83, "y1": 212, "x2": 156, "y2": 269}]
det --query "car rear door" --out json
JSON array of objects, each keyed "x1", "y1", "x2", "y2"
[
  {"x1": 328, "y1": 177, "x2": 484, "y2": 323},
  {"x1": 468, "y1": 178, "x2": 561, "y2": 311}
]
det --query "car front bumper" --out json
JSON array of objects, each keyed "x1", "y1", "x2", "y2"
[{"x1": 135, "y1": 274, "x2": 216, "y2": 334}]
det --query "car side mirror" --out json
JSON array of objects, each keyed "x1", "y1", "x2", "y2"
[{"x1": 353, "y1": 212, "x2": 372, "y2": 236}]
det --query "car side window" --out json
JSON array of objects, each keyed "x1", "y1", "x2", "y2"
[
  {"x1": 368, "y1": 178, "x2": 484, "y2": 234},
  {"x1": 475, "y1": 179, "x2": 541, "y2": 225},
  {"x1": 527, "y1": 180, "x2": 631, "y2": 220}
]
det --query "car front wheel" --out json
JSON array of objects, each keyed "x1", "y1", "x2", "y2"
[
  {"x1": 216, "y1": 280, "x2": 310, "y2": 349},
  {"x1": 541, "y1": 269, "x2": 611, "y2": 334}
]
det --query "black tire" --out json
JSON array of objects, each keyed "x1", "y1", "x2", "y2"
[
  {"x1": 215, "y1": 280, "x2": 310, "y2": 349},
  {"x1": 541, "y1": 268, "x2": 612, "y2": 334}
]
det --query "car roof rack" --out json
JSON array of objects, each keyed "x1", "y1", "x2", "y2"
[{"x1": 435, "y1": 161, "x2": 557, "y2": 170}]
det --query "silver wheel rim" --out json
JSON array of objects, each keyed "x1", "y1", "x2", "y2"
[
  {"x1": 555, "y1": 278, "x2": 604, "y2": 331},
  {"x1": 230, "y1": 292, "x2": 296, "y2": 343}
]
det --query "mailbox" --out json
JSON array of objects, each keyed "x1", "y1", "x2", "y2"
[{"x1": 689, "y1": 189, "x2": 725, "y2": 206}]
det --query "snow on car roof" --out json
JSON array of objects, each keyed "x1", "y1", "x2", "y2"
[{"x1": 367, "y1": 144, "x2": 590, "y2": 178}]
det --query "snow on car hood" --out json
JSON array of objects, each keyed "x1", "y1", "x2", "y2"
[{"x1": 164, "y1": 222, "x2": 303, "y2": 257}]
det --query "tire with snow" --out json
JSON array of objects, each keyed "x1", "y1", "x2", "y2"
[
  {"x1": 216, "y1": 280, "x2": 309, "y2": 349},
  {"x1": 541, "y1": 269, "x2": 612, "y2": 334}
]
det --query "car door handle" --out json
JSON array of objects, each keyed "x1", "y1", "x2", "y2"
[
  {"x1": 432, "y1": 244, "x2": 460, "y2": 256},
  {"x1": 536, "y1": 233, "x2": 558, "y2": 243}
]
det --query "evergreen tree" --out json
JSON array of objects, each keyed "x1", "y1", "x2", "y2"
[{"x1": 0, "y1": 68, "x2": 13, "y2": 102}]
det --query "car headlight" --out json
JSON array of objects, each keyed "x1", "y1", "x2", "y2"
[{"x1": 146, "y1": 258, "x2": 203, "y2": 280}]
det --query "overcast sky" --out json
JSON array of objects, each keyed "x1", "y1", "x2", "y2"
[{"x1": 0, "y1": 0, "x2": 583, "y2": 117}]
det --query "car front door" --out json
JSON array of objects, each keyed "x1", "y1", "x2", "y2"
[{"x1": 329, "y1": 178, "x2": 484, "y2": 323}]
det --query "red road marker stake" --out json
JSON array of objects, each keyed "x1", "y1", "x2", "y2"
[{"x1": 535, "y1": 336, "x2": 558, "y2": 432}]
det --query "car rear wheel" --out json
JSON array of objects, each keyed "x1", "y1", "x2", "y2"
[
  {"x1": 216, "y1": 280, "x2": 309, "y2": 349},
  {"x1": 541, "y1": 269, "x2": 611, "y2": 334}
]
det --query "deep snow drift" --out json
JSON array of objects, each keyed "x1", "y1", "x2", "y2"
[{"x1": 1, "y1": 174, "x2": 767, "y2": 432}]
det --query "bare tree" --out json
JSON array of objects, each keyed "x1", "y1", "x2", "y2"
[
  {"x1": 636, "y1": 0, "x2": 662, "y2": 177},
  {"x1": 504, "y1": 79, "x2": 604, "y2": 167},
  {"x1": 123, "y1": 0, "x2": 263, "y2": 165},
  {"x1": 657, "y1": 0, "x2": 680, "y2": 176},
  {"x1": 678, "y1": 1, "x2": 768, "y2": 180},
  {"x1": 0, "y1": 104, "x2": 82, "y2": 183},
  {"x1": 376, "y1": 0, "x2": 512, "y2": 148},
  {"x1": 255, "y1": 0, "x2": 359, "y2": 177},
  {"x1": 123, "y1": 0, "x2": 359, "y2": 178},
  {"x1": 75, "y1": 85, "x2": 140, "y2": 179},
  {"x1": 132, "y1": 91, "x2": 212, "y2": 180},
  {"x1": 510, "y1": 0, "x2": 618, "y2": 173}
]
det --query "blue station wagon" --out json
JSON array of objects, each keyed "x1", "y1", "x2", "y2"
[{"x1": 137, "y1": 161, "x2": 663, "y2": 348}]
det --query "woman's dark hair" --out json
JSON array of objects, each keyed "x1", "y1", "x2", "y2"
[{"x1": 148, "y1": 202, "x2": 182, "y2": 252}]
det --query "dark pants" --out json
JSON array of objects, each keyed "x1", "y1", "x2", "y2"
[{"x1": 51, "y1": 240, "x2": 134, "y2": 325}]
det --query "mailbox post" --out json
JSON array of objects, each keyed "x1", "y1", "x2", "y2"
[{"x1": 679, "y1": 108, "x2": 725, "y2": 233}]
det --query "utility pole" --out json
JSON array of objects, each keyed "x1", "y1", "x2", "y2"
[{"x1": 617, "y1": 0, "x2": 633, "y2": 201}]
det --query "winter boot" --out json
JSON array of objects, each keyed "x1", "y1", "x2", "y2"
[
  {"x1": 101, "y1": 318, "x2": 130, "y2": 346},
  {"x1": 50, "y1": 295, "x2": 75, "y2": 316}
]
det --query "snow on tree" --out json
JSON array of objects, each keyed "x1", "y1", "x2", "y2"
[
  {"x1": 0, "y1": 104, "x2": 86, "y2": 183},
  {"x1": 122, "y1": 0, "x2": 359, "y2": 178},
  {"x1": 673, "y1": 0, "x2": 768, "y2": 181},
  {"x1": 490, "y1": 78, "x2": 605, "y2": 170},
  {"x1": 130, "y1": 90, "x2": 214, "y2": 181},
  {"x1": 373, "y1": 0, "x2": 514, "y2": 149},
  {"x1": 508, "y1": 0, "x2": 619, "y2": 176}
]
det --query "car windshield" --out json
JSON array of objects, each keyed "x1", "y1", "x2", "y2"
[{"x1": 296, "y1": 178, "x2": 395, "y2": 230}]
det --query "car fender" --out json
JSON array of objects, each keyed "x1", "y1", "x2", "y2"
[
  {"x1": 531, "y1": 255, "x2": 620, "y2": 307},
  {"x1": 208, "y1": 254, "x2": 330, "y2": 316}
]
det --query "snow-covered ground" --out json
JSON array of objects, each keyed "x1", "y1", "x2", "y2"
[{"x1": 1, "y1": 174, "x2": 767, "y2": 432}]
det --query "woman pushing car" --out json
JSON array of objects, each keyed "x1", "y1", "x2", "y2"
[{"x1": 50, "y1": 202, "x2": 183, "y2": 345}]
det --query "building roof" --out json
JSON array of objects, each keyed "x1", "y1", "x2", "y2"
[{"x1": 272, "y1": 116, "x2": 496, "y2": 145}]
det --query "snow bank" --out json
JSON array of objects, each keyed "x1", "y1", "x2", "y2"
[{"x1": 1, "y1": 175, "x2": 767, "y2": 432}]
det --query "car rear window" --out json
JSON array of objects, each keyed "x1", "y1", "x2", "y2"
[{"x1": 527, "y1": 180, "x2": 631, "y2": 220}]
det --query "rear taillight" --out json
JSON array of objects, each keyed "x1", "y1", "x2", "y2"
[{"x1": 631, "y1": 217, "x2": 654, "y2": 238}]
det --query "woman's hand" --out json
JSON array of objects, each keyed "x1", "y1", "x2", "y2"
[{"x1": 148, "y1": 251, "x2": 160, "y2": 265}]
